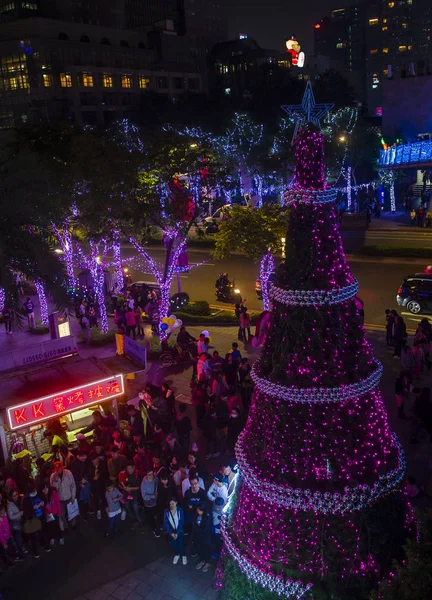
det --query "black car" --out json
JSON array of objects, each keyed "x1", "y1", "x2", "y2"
[{"x1": 396, "y1": 274, "x2": 432, "y2": 314}]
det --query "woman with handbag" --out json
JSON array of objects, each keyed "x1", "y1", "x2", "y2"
[
  {"x1": 40, "y1": 483, "x2": 63, "y2": 546},
  {"x1": 22, "y1": 484, "x2": 50, "y2": 558},
  {"x1": 49, "y1": 462, "x2": 77, "y2": 532}
]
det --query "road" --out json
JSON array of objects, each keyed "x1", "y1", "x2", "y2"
[{"x1": 119, "y1": 245, "x2": 430, "y2": 330}]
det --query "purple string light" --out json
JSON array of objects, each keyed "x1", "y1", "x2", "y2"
[
  {"x1": 35, "y1": 280, "x2": 49, "y2": 325},
  {"x1": 220, "y1": 125, "x2": 413, "y2": 598}
]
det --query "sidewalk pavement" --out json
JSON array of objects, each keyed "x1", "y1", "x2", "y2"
[
  {"x1": 368, "y1": 210, "x2": 432, "y2": 231},
  {"x1": 72, "y1": 555, "x2": 217, "y2": 600}
]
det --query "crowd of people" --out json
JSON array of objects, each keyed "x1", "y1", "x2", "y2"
[
  {"x1": 387, "y1": 310, "x2": 432, "y2": 446},
  {"x1": 0, "y1": 325, "x2": 252, "y2": 574}
]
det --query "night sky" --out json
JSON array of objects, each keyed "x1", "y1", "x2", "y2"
[{"x1": 227, "y1": 0, "x2": 356, "y2": 54}]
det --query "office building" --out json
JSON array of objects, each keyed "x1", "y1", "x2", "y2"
[
  {"x1": 315, "y1": 0, "x2": 432, "y2": 116},
  {"x1": 0, "y1": 0, "x2": 226, "y2": 127},
  {"x1": 0, "y1": 17, "x2": 203, "y2": 127},
  {"x1": 210, "y1": 36, "x2": 290, "y2": 97}
]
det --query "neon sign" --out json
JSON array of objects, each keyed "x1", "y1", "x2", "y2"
[{"x1": 7, "y1": 375, "x2": 124, "y2": 430}]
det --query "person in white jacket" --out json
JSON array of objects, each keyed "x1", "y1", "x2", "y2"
[
  {"x1": 207, "y1": 473, "x2": 228, "y2": 506},
  {"x1": 50, "y1": 462, "x2": 77, "y2": 531}
]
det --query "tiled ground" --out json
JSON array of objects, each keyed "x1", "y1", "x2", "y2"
[{"x1": 73, "y1": 555, "x2": 217, "y2": 600}]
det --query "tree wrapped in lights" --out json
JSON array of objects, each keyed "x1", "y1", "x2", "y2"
[
  {"x1": 218, "y1": 125, "x2": 414, "y2": 600},
  {"x1": 76, "y1": 240, "x2": 110, "y2": 333}
]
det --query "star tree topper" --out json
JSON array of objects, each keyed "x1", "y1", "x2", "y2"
[{"x1": 281, "y1": 81, "x2": 334, "y2": 142}]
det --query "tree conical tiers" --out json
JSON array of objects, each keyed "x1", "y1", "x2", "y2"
[{"x1": 219, "y1": 128, "x2": 414, "y2": 600}]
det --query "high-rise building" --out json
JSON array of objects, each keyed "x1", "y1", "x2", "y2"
[
  {"x1": 314, "y1": 4, "x2": 366, "y2": 102},
  {"x1": 315, "y1": 0, "x2": 432, "y2": 116},
  {"x1": 125, "y1": 0, "x2": 185, "y2": 33},
  {"x1": 366, "y1": 0, "x2": 432, "y2": 116}
]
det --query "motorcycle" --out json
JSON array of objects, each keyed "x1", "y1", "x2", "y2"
[{"x1": 215, "y1": 279, "x2": 242, "y2": 304}]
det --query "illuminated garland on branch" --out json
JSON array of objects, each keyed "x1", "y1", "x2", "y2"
[
  {"x1": 284, "y1": 187, "x2": 338, "y2": 205},
  {"x1": 235, "y1": 433, "x2": 406, "y2": 515},
  {"x1": 0, "y1": 288, "x2": 4, "y2": 312},
  {"x1": 221, "y1": 512, "x2": 314, "y2": 599},
  {"x1": 269, "y1": 277, "x2": 358, "y2": 307},
  {"x1": 251, "y1": 358, "x2": 383, "y2": 404},
  {"x1": 34, "y1": 280, "x2": 49, "y2": 325}
]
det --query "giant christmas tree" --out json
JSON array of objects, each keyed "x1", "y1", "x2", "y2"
[{"x1": 217, "y1": 123, "x2": 414, "y2": 599}]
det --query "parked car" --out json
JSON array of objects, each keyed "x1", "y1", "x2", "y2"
[{"x1": 396, "y1": 274, "x2": 432, "y2": 314}]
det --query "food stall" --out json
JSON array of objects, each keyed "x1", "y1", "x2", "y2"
[{"x1": 2, "y1": 373, "x2": 125, "y2": 463}]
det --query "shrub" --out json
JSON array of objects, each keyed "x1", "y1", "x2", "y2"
[
  {"x1": 78, "y1": 327, "x2": 116, "y2": 346},
  {"x1": 182, "y1": 301, "x2": 211, "y2": 316}
]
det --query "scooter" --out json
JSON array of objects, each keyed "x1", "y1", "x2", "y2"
[{"x1": 215, "y1": 280, "x2": 242, "y2": 304}]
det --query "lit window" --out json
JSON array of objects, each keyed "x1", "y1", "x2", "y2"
[
  {"x1": 224, "y1": 87, "x2": 231, "y2": 95},
  {"x1": 60, "y1": 73, "x2": 72, "y2": 88},
  {"x1": 10, "y1": 77, "x2": 17, "y2": 90},
  {"x1": 370, "y1": 48, "x2": 378, "y2": 54},
  {"x1": 139, "y1": 76, "x2": 150, "y2": 89},
  {"x1": 22, "y1": 2, "x2": 37, "y2": 8},
  {"x1": 223, "y1": 65, "x2": 228, "y2": 73},
  {"x1": 336, "y1": 42, "x2": 346, "y2": 49},
  {"x1": 398, "y1": 45, "x2": 407, "y2": 52},
  {"x1": 0, "y1": 3, "x2": 15, "y2": 13},
  {"x1": 103, "y1": 73, "x2": 113, "y2": 88},
  {"x1": 82, "y1": 72, "x2": 93, "y2": 87},
  {"x1": 121, "y1": 74, "x2": 132, "y2": 88},
  {"x1": 383, "y1": 18, "x2": 387, "y2": 23},
  {"x1": 19, "y1": 75, "x2": 29, "y2": 88},
  {"x1": 382, "y1": 26, "x2": 388, "y2": 31},
  {"x1": 388, "y1": 1, "x2": 395, "y2": 7},
  {"x1": 383, "y1": 69, "x2": 389, "y2": 75},
  {"x1": 369, "y1": 18, "x2": 379, "y2": 25},
  {"x1": 372, "y1": 84, "x2": 378, "y2": 89},
  {"x1": 408, "y1": 45, "x2": 412, "y2": 50},
  {"x1": 382, "y1": 48, "x2": 389, "y2": 53},
  {"x1": 43, "y1": 73, "x2": 53, "y2": 87},
  {"x1": 402, "y1": 22, "x2": 407, "y2": 28}
]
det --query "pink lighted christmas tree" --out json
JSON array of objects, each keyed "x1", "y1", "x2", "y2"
[{"x1": 217, "y1": 125, "x2": 414, "y2": 599}]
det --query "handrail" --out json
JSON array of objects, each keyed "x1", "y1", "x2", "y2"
[{"x1": 379, "y1": 140, "x2": 432, "y2": 166}]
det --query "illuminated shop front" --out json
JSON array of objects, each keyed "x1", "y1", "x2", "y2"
[{"x1": 3, "y1": 374, "x2": 125, "y2": 459}]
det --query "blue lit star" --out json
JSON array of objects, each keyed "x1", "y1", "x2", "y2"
[{"x1": 281, "y1": 81, "x2": 334, "y2": 141}]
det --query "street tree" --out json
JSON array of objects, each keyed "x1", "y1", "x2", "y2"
[
  {"x1": 213, "y1": 205, "x2": 287, "y2": 310},
  {"x1": 130, "y1": 126, "x2": 237, "y2": 338}
]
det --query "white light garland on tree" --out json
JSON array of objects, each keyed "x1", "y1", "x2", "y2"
[
  {"x1": 234, "y1": 433, "x2": 406, "y2": 515},
  {"x1": 251, "y1": 357, "x2": 383, "y2": 404},
  {"x1": 221, "y1": 511, "x2": 314, "y2": 599},
  {"x1": 269, "y1": 276, "x2": 358, "y2": 306}
]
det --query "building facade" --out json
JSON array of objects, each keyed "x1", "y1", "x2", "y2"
[
  {"x1": 210, "y1": 36, "x2": 290, "y2": 97},
  {"x1": 0, "y1": 18, "x2": 203, "y2": 127},
  {"x1": 0, "y1": 0, "x2": 227, "y2": 126}
]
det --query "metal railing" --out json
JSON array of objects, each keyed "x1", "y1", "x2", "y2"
[{"x1": 379, "y1": 140, "x2": 432, "y2": 167}]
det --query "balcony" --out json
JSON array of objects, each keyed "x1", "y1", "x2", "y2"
[{"x1": 379, "y1": 140, "x2": 432, "y2": 168}]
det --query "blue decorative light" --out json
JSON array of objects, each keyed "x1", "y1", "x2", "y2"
[
  {"x1": 379, "y1": 139, "x2": 432, "y2": 167},
  {"x1": 281, "y1": 81, "x2": 334, "y2": 141}
]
